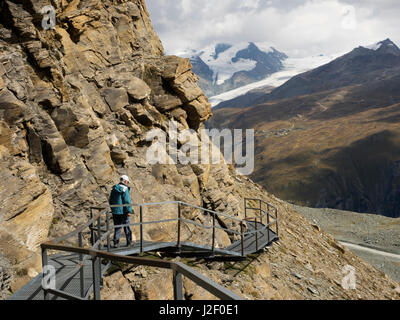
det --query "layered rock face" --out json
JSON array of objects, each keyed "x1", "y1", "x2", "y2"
[
  {"x1": 0, "y1": 0, "x2": 215, "y2": 291},
  {"x1": 0, "y1": 0, "x2": 399, "y2": 300}
]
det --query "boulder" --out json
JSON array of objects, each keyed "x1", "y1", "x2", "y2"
[
  {"x1": 111, "y1": 148, "x2": 128, "y2": 165},
  {"x1": 127, "y1": 103, "x2": 156, "y2": 127},
  {"x1": 101, "y1": 271, "x2": 135, "y2": 300},
  {"x1": 119, "y1": 110, "x2": 142, "y2": 134},
  {"x1": 65, "y1": 74, "x2": 109, "y2": 116},
  {"x1": 183, "y1": 95, "x2": 212, "y2": 127},
  {"x1": 161, "y1": 56, "x2": 192, "y2": 79},
  {"x1": 0, "y1": 88, "x2": 25, "y2": 124},
  {"x1": 171, "y1": 72, "x2": 204, "y2": 103},
  {"x1": 126, "y1": 77, "x2": 152, "y2": 101},
  {"x1": 101, "y1": 88, "x2": 129, "y2": 112},
  {"x1": 81, "y1": 140, "x2": 115, "y2": 185},
  {"x1": 133, "y1": 270, "x2": 174, "y2": 300},
  {"x1": 51, "y1": 103, "x2": 91, "y2": 148},
  {"x1": 152, "y1": 92, "x2": 183, "y2": 112},
  {"x1": 145, "y1": 65, "x2": 183, "y2": 112}
]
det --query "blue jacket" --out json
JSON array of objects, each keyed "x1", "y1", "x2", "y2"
[{"x1": 109, "y1": 183, "x2": 133, "y2": 215}]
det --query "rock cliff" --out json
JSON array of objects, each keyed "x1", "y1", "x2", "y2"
[{"x1": 0, "y1": 0, "x2": 398, "y2": 300}]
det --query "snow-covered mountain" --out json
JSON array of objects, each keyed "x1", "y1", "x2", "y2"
[
  {"x1": 261, "y1": 38, "x2": 400, "y2": 104},
  {"x1": 185, "y1": 40, "x2": 397, "y2": 108},
  {"x1": 179, "y1": 42, "x2": 288, "y2": 96},
  {"x1": 209, "y1": 38, "x2": 400, "y2": 219},
  {"x1": 210, "y1": 53, "x2": 341, "y2": 107},
  {"x1": 362, "y1": 39, "x2": 399, "y2": 53},
  {"x1": 212, "y1": 38, "x2": 400, "y2": 109}
]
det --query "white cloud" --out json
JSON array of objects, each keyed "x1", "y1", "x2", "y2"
[
  {"x1": 239, "y1": 0, "x2": 260, "y2": 9},
  {"x1": 341, "y1": 5, "x2": 357, "y2": 30},
  {"x1": 146, "y1": 0, "x2": 400, "y2": 57}
]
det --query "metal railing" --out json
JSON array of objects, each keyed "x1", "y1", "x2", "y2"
[
  {"x1": 102, "y1": 200, "x2": 278, "y2": 257},
  {"x1": 105, "y1": 201, "x2": 244, "y2": 254},
  {"x1": 243, "y1": 198, "x2": 279, "y2": 253},
  {"x1": 41, "y1": 243, "x2": 243, "y2": 300},
  {"x1": 234, "y1": 198, "x2": 279, "y2": 256},
  {"x1": 41, "y1": 207, "x2": 109, "y2": 300},
  {"x1": 40, "y1": 198, "x2": 278, "y2": 300}
]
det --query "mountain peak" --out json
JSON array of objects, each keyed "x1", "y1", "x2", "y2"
[
  {"x1": 184, "y1": 42, "x2": 288, "y2": 95},
  {"x1": 380, "y1": 38, "x2": 396, "y2": 46},
  {"x1": 378, "y1": 38, "x2": 400, "y2": 53},
  {"x1": 213, "y1": 43, "x2": 232, "y2": 59},
  {"x1": 362, "y1": 38, "x2": 400, "y2": 55}
]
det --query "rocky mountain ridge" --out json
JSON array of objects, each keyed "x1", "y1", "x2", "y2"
[
  {"x1": 0, "y1": 0, "x2": 399, "y2": 300},
  {"x1": 214, "y1": 39, "x2": 400, "y2": 110},
  {"x1": 258, "y1": 38, "x2": 400, "y2": 104},
  {"x1": 209, "y1": 39, "x2": 400, "y2": 218}
]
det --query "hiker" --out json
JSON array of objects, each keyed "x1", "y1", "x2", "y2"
[{"x1": 109, "y1": 175, "x2": 133, "y2": 248}]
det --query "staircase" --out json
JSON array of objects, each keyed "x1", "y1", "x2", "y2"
[{"x1": 9, "y1": 198, "x2": 279, "y2": 300}]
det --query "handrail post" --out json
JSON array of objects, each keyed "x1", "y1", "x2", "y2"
[
  {"x1": 41, "y1": 247, "x2": 49, "y2": 300},
  {"x1": 90, "y1": 208, "x2": 94, "y2": 246},
  {"x1": 244, "y1": 199, "x2": 247, "y2": 220},
  {"x1": 140, "y1": 205, "x2": 143, "y2": 254},
  {"x1": 177, "y1": 203, "x2": 181, "y2": 249},
  {"x1": 106, "y1": 212, "x2": 111, "y2": 252},
  {"x1": 275, "y1": 207, "x2": 279, "y2": 237},
  {"x1": 267, "y1": 203, "x2": 271, "y2": 244},
  {"x1": 78, "y1": 232, "x2": 85, "y2": 298},
  {"x1": 97, "y1": 216, "x2": 101, "y2": 246},
  {"x1": 96, "y1": 216, "x2": 103, "y2": 288},
  {"x1": 92, "y1": 255, "x2": 101, "y2": 300},
  {"x1": 240, "y1": 222, "x2": 245, "y2": 257},
  {"x1": 211, "y1": 212, "x2": 216, "y2": 252},
  {"x1": 173, "y1": 270, "x2": 183, "y2": 300},
  {"x1": 255, "y1": 217, "x2": 259, "y2": 252},
  {"x1": 259, "y1": 200, "x2": 262, "y2": 225}
]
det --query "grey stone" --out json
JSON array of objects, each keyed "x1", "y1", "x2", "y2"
[
  {"x1": 101, "y1": 88, "x2": 129, "y2": 112},
  {"x1": 126, "y1": 77, "x2": 152, "y2": 101}
]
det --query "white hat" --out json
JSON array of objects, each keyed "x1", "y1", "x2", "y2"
[{"x1": 120, "y1": 175, "x2": 130, "y2": 183}]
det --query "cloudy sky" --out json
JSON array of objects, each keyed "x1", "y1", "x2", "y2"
[{"x1": 146, "y1": 0, "x2": 400, "y2": 57}]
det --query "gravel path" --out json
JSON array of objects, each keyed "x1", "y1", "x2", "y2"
[
  {"x1": 339, "y1": 241, "x2": 400, "y2": 260},
  {"x1": 291, "y1": 205, "x2": 400, "y2": 283}
]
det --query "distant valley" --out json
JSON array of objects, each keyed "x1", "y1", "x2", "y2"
[
  {"x1": 292, "y1": 205, "x2": 400, "y2": 282},
  {"x1": 209, "y1": 39, "x2": 400, "y2": 218}
]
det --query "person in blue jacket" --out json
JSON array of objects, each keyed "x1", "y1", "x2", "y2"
[{"x1": 109, "y1": 175, "x2": 133, "y2": 248}]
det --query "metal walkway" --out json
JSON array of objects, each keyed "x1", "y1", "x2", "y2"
[
  {"x1": 9, "y1": 254, "x2": 110, "y2": 300},
  {"x1": 10, "y1": 198, "x2": 279, "y2": 300}
]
